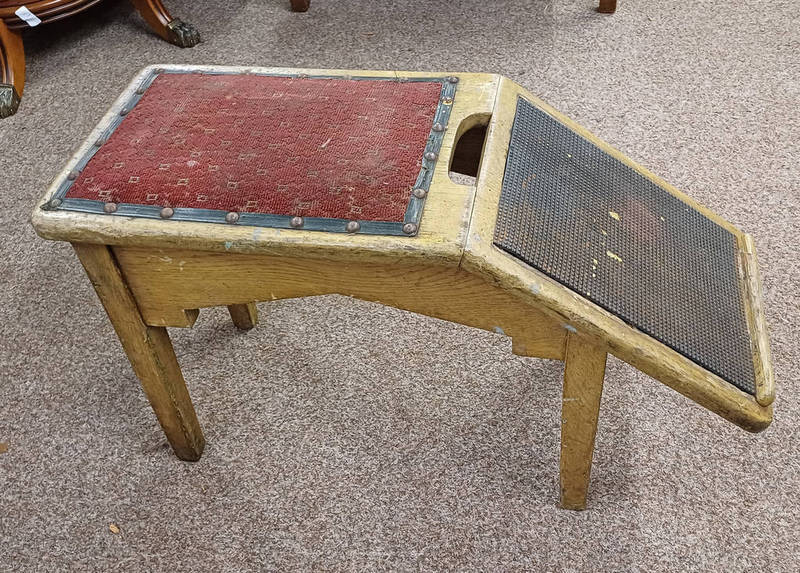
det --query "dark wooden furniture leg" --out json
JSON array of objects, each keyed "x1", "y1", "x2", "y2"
[
  {"x1": 290, "y1": 0, "x2": 310, "y2": 12},
  {"x1": 129, "y1": 0, "x2": 201, "y2": 47},
  {"x1": 0, "y1": 18, "x2": 24, "y2": 118},
  {"x1": 597, "y1": 0, "x2": 617, "y2": 13}
]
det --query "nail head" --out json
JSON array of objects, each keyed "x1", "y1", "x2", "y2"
[
  {"x1": 160, "y1": 207, "x2": 174, "y2": 219},
  {"x1": 103, "y1": 202, "x2": 118, "y2": 213},
  {"x1": 432, "y1": 122, "x2": 445, "y2": 132},
  {"x1": 48, "y1": 198, "x2": 63, "y2": 209},
  {"x1": 290, "y1": 216, "x2": 304, "y2": 228},
  {"x1": 346, "y1": 220, "x2": 361, "y2": 233},
  {"x1": 424, "y1": 151, "x2": 437, "y2": 161},
  {"x1": 225, "y1": 212, "x2": 240, "y2": 224},
  {"x1": 412, "y1": 188, "x2": 427, "y2": 199},
  {"x1": 403, "y1": 223, "x2": 418, "y2": 235}
]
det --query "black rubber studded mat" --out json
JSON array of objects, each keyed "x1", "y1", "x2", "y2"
[{"x1": 493, "y1": 97, "x2": 756, "y2": 395}]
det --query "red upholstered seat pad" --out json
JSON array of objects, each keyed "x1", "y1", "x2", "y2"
[{"x1": 66, "y1": 73, "x2": 442, "y2": 222}]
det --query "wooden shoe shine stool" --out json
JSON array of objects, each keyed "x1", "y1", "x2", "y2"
[{"x1": 31, "y1": 65, "x2": 774, "y2": 509}]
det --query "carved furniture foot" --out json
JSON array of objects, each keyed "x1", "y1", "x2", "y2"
[
  {"x1": 130, "y1": 0, "x2": 201, "y2": 47},
  {"x1": 0, "y1": 18, "x2": 24, "y2": 118}
]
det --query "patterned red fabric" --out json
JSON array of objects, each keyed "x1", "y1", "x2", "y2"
[{"x1": 66, "y1": 73, "x2": 443, "y2": 221}]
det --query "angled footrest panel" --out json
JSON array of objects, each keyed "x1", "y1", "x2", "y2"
[
  {"x1": 466, "y1": 77, "x2": 774, "y2": 430},
  {"x1": 494, "y1": 96, "x2": 755, "y2": 396}
]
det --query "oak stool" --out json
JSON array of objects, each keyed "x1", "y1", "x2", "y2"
[{"x1": 31, "y1": 65, "x2": 774, "y2": 509}]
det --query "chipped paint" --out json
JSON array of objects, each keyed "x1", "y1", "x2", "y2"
[
  {"x1": 493, "y1": 326, "x2": 506, "y2": 335},
  {"x1": 606, "y1": 250, "x2": 623, "y2": 263},
  {"x1": 563, "y1": 323, "x2": 577, "y2": 333},
  {"x1": 521, "y1": 174, "x2": 537, "y2": 189},
  {"x1": 159, "y1": 256, "x2": 172, "y2": 263},
  {"x1": 224, "y1": 241, "x2": 233, "y2": 250},
  {"x1": 609, "y1": 211, "x2": 620, "y2": 221},
  {"x1": 530, "y1": 282, "x2": 541, "y2": 295}
]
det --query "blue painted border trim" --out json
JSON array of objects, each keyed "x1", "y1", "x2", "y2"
[{"x1": 45, "y1": 69, "x2": 459, "y2": 237}]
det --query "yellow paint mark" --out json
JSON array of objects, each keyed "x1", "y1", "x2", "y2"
[
  {"x1": 566, "y1": 153, "x2": 572, "y2": 158},
  {"x1": 660, "y1": 216, "x2": 665, "y2": 222},
  {"x1": 521, "y1": 174, "x2": 536, "y2": 189},
  {"x1": 609, "y1": 211, "x2": 620, "y2": 221},
  {"x1": 606, "y1": 250, "x2": 623, "y2": 263},
  {"x1": 109, "y1": 524, "x2": 120, "y2": 534},
  {"x1": 592, "y1": 258, "x2": 598, "y2": 265},
  {"x1": 601, "y1": 229, "x2": 608, "y2": 236}
]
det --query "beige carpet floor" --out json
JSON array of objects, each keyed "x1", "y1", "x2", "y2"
[{"x1": 1, "y1": 0, "x2": 798, "y2": 570}]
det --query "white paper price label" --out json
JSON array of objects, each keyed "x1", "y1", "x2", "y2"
[{"x1": 15, "y1": 6, "x2": 42, "y2": 27}]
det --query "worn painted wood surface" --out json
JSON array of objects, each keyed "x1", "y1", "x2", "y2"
[
  {"x1": 227, "y1": 302, "x2": 258, "y2": 330},
  {"x1": 560, "y1": 333, "x2": 607, "y2": 510},
  {"x1": 739, "y1": 234, "x2": 775, "y2": 406},
  {"x1": 113, "y1": 246, "x2": 568, "y2": 361},
  {"x1": 72, "y1": 243, "x2": 204, "y2": 461}
]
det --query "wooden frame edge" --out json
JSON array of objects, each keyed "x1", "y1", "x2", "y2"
[{"x1": 739, "y1": 234, "x2": 775, "y2": 406}]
